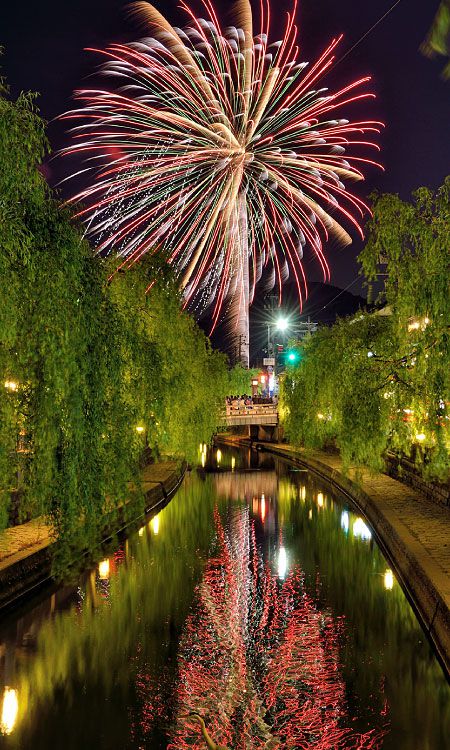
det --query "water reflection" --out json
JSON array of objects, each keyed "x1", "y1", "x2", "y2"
[
  {"x1": 168, "y1": 508, "x2": 383, "y2": 749},
  {"x1": 384, "y1": 569, "x2": 394, "y2": 591},
  {"x1": 1, "y1": 688, "x2": 18, "y2": 736},
  {"x1": 0, "y1": 450, "x2": 448, "y2": 750}
]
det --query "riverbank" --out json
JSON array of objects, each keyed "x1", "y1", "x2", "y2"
[
  {"x1": 217, "y1": 435, "x2": 450, "y2": 675},
  {"x1": 0, "y1": 459, "x2": 185, "y2": 613}
]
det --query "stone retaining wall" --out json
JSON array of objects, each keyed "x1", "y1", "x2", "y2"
[
  {"x1": 385, "y1": 453, "x2": 449, "y2": 507},
  {"x1": 0, "y1": 461, "x2": 186, "y2": 614}
]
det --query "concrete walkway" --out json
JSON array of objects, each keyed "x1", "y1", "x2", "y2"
[
  {"x1": 255, "y1": 441, "x2": 450, "y2": 674},
  {"x1": 0, "y1": 460, "x2": 184, "y2": 609}
]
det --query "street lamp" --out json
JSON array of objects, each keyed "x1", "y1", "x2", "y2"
[
  {"x1": 276, "y1": 316, "x2": 289, "y2": 332},
  {"x1": 267, "y1": 314, "x2": 289, "y2": 355}
]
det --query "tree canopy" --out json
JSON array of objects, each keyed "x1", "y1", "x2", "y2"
[{"x1": 281, "y1": 180, "x2": 450, "y2": 481}]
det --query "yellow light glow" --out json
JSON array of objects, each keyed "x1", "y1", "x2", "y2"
[
  {"x1": 308, "y1": 509, "x2": 313, "y2": 520},
  {"x1": 1, "y1": 687, "x2": 18, "y2": 736},
  {"x1": 201, "y1": 452, "x2": 206, "y2": 467},
  {"x1": 138, "y1": 526, "x2": 145, "y2": 537},
  {"x1": 216, "y1": 449, "x2": 222, "y2": 464},
  {"x1": 300, "y1": 486, "x2": 306, "y2": 501},
  {"x1": 317, "y1": 412, "x2": 325, "y2": 420},
  {"x1": 231, "y1": 456, "x2": 236, "y2": 471},
  {"x1": 4, "y1": 381, "x2": 18, "y2": 392},
  {"x1": 415, "y1": 433, "x2": 426, "y2": 442},
  {"x1": 199, "y1": 443, "x2": 203, "y2": 453},
  {"x1": 151, "y1": 515, "x2": 160, "y2": 534},
  {"x1": 260, "y1": 494, "x2": 266, "y2": 522},
  {"x1": 136, "y1": 426, "x2": 145, "y2": 433},
  {"x1": 98, "y1": 559, "x2": 110, "y2": 579},
  {"x1": 317, "y1": 492, "x2": 324, "y2": 507},
  {"x1": 384, "y1": 569, "x2": 394, "y2": 590},
  {"x1": 408, "y1": 320, "x2": 420, "y2": 332},
  {"x1": 202, "y1": 442, "x2": 207, "y2": 454}
]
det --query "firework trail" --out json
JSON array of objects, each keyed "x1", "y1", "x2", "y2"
[{"x1": 61, "y1": 0, "x2": 382, "y2": 364}]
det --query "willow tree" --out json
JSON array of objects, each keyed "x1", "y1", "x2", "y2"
[
  {"x1": 0, "y1": 87, "x2": 127, "y2": 551},
  {"x1": 281, "y1": 179, "x2": 449, "y2": 480},
  {"x1": 0, "y1": 83, "x2": 231, "y2": 559},
  {"x1": 360, "y1": 179, "x2": 449, "y2": 477}
]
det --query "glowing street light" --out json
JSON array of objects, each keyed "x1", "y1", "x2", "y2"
[
  {"x1": 384, "y1": 569, "x2": 394, "y2": 590},
  {"x1": 275, "y1": 316, "x2": 289, "y2": 332},
  {"x1": 151, "y1": 514, "x2": 160, "y2": 534},
  {"x1": 1, "y1": 687, "x2": 18, "y2": 736},
  {"x1": 98, "y1": 559, "x2": 110, "y2": 580}
]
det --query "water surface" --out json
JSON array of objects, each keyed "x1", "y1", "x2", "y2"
[{"x1": 0, "y1": 447, "x2": 448, "y2": 749}]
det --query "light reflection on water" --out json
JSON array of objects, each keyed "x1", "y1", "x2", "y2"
[{"x1": 0, "y1": 447, "x2": 449, "y2": 749}]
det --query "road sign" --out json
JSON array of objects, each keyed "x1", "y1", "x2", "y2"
[{"x1": 263, "y1": 357, "x2": 275, "y2": 366}]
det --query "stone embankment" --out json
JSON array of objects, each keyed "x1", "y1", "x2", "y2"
[{"x1": 0, "y1": 460, "x2": 185, "y2": 612}]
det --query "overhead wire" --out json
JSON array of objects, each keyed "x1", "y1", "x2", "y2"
[{"x1": 331, "y1": 0, "x2": 404, "y2": 72}]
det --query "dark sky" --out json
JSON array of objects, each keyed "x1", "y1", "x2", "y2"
[{"x1": 2, "y1": 0, "x2": 449, "y2": 295}]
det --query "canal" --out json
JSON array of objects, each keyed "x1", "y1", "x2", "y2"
[{"x1": 0, "y1": 446, "x2": 449, "y2": 749}]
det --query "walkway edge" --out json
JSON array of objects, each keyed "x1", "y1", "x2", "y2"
[
  {"x1": 256, "y1": 442, "x2": 450, "y2": 676},
  {"x1": 0, "y1": 460, "x2": 186, "y2": 614}
]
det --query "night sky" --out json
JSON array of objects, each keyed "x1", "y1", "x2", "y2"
[{"x1": 2, "y1": 0, "x2": 449, "y2": 296}]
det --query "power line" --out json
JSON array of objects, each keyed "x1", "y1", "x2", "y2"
[
  {"x1": 301, "y1": 276, "x2": 362, "y2": 319},
  {"x1": 332, "y1": 0, "x2": 404, "y2": 71}
]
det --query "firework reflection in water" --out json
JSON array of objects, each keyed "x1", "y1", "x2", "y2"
[{"x1": 166, "y1": 507, "x2": 385, "y2": 749}]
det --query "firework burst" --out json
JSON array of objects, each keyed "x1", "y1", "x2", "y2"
[{"x1": 61, "y1": 0, "x2": 383, "y2": 364}]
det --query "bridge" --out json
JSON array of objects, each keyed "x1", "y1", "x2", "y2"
[{"x1": 218, "y1": 404, "x2": 279, "y2": 441}]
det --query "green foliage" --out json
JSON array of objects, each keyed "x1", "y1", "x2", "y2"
[
  {"x1": 227, "y1": 362, "x2": 259, "y2": 395},
  {"x1": 281, "y1": 180, "x2": 450, "y2": 480},
  {"x1": 0, "y1": 87, "x2": 230, "y2": 561}
]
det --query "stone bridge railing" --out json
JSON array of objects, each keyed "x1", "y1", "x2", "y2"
[{"x1": 219, "y1": 404, "x2": 279, "y2": 427}]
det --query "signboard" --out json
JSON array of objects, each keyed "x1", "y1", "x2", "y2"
[{"x1": 263, "y1": 357, "x2": 275, "y2": 366}]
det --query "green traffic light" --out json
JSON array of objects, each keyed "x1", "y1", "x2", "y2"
[{"x1": 287, "y1": 350, "x2": 299, "y2": 363}]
